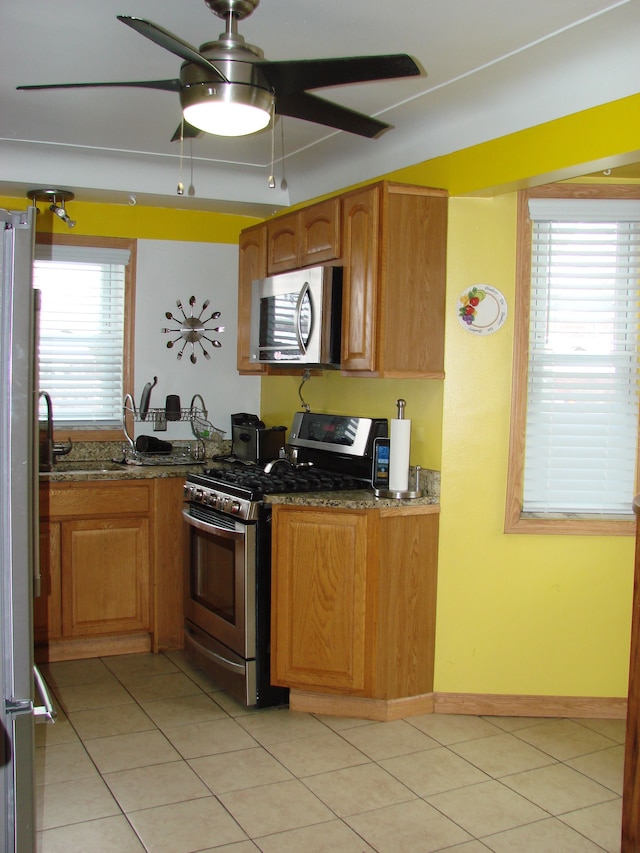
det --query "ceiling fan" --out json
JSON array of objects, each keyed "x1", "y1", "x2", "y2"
[{"x1": 17, "y1": 0, "x2": 423, "y2": 140}]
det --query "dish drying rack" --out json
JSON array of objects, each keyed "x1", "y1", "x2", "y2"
[{"x1": 122, "y1": 393, "x2": 225, "y2": 465}]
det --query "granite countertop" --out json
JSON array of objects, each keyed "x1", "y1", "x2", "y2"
[
  {"x1": 267, "y1": 490, "x2": 439, "y2": 511},
  {"x1": 41, "y1": 459, "x2": 206, "y2": 482},
  {"x1": 40, "y1": 440, "x2": 441, "y2": 511},
  {"x1": 39, "y1": 438, "x2": 223, "y2": 482},
  {"x1": 267, "y1": 468, "x2": 440, "y2": 511}
]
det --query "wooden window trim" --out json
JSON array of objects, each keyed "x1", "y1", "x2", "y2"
[
  {"x1": 505, "y1": 183, "x2": 639, "y2": 536},
  {"x1": 35, "y1": 233, "x2": 136, "y2": 443}
]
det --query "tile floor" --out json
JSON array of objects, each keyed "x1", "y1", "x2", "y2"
[{"x1": 35, "y1": 651, "x2": 626, "y2": 852}]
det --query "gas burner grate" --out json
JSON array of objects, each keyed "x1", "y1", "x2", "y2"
[{"x1": 202, "y1": 464, "x2": 365, "y2": 496}]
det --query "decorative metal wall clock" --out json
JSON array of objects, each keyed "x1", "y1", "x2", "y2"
[{"x1": 162, "y1": 296, "x2": 224, "y2": 363}]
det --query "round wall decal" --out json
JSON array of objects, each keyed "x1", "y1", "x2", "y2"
[{"x1": 457, "y1": 284, "x2": 507, "y2": 335}]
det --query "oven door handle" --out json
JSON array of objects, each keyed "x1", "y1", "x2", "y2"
[
  {"x1": 185, "y1": 626, "x2": 246, "y2": 675},
  {"x1": 182, "y1": 508, "x2": 245, "y2": 539}
]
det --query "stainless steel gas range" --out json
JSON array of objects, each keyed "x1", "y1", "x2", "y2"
[{"x1": 182, "y1": 412, "x2": 388, "y2": 708}]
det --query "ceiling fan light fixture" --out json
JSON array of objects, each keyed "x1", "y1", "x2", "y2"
[{"x1": 181, "y1": 83, "x2": 272, "y2": 136}]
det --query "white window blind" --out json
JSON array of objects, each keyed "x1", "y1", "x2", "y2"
[
  {"x1": 33, "y1": 244, "x2": 131, "y2": 429},
  {"x1": 523, "y1": 198, "x2": 640, "y2": 515}
]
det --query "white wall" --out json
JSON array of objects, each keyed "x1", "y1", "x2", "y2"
[{"x1": 134, "y1": 239, "x2": 260, "y2": 441}]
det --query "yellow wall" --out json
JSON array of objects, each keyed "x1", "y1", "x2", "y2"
[
  {"x1": 5, "y1": 92, "x2": 639, "y2": 698},
  {"x1": 259, "y1": 193, "x2": 635, "y2": 699},
  {"x1": 0, "y1": 196, "x2": 260, "y2": 243},
  {"x1": 259, "y1": 95, "x2": 640, "y2": 700},
  {"x1": 438, "y1": 195, "x2": 633, "y2": 696},
  {"x1": 260, "y1": 374, "x2": 444, "y2": 470},
  {"x1": 387, "y1": 92, "x2": 640, "y2": 196}
]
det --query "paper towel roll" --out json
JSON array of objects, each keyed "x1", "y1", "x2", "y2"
[{"x1": 389, "y1": 418, "x2": 411, "y2": 492}]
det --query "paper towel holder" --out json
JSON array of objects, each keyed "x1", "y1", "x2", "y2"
[
  {"x1": 374, "y1": 399, "x2": 421, "y2": 500},
  {"x1": 374, "y1": 487, "x2": 421, "y2": 499}
]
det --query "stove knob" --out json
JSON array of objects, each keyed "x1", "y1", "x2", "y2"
[
  {"x1": 183, "y1": 484, "x2": 191, "y2": 500},
  {"x1": 230, "y1": 500, "x2": 241, "y2": 515},
  {"x1": 193, "y1": 488, "x2": 204, "y2": 503}
]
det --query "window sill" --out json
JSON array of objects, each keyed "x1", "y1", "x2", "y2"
[{"x1": 504, "y1": 512, "x2": 635, "y2": 536}]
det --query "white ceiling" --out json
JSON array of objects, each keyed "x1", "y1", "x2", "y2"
[{"x1": 1, "y1": 0, "x2": 639, "y2": 216}]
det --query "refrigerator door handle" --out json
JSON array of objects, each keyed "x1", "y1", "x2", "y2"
[
  {"x1": 4, "y1": 698, "x2": 32, "y2": 715},
  {"x1": 33, "y1": 664, "x2": 57, "y2": 724}
]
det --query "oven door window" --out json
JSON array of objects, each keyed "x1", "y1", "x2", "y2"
[
  {"x1": 185, "y1": 513, "x2": 256, "y2": 657},
  {"x1": 192, "y1": 534, "x2": 237, "y2": 623}
]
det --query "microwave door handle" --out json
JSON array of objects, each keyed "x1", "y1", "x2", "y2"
[{"x1": 295, "y1": 281, "x2": 311, "y2": 355}]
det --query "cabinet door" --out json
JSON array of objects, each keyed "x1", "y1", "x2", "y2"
[
  {"x1": 61, "y1": 517, "x2": 150, "y2": 638},
  {"x1": 267, "y1": 199, "x2": 340, "y2": 274},
  {"x1": 299, "y1": 198, "x2": 340, "y2": 267},
  {"x1": 34, "y1": 521, "x2": 61, "y2": 642},
  {"x1": 237, "y1": 226, "x2": 267, "y2": 373},
  {"x1": 380, "y1": 189, "x2": 447, "y2": 376},
  {"x1": 340, "y1": 186, "x2": 380, "y2": 372},
  {"x1": 272, "y1": 507, "x2": 372, "y2": 693},
  {"x1": 267, "y1": 213, "x2": 299, "y2": 274}
]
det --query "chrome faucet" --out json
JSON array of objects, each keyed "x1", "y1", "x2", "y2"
[
  {"x1": 38, "y1": 391, "x2": 72, "y2": 471},
  {"x1": 263, "y1": 457, "x2": 292, "y2": 474},
  {"x1": 263, "y1": 446, "x2": 313, "y2": 473},
  {"x1": 39, "y1": 391, "x2": 54, "y2": 472}
]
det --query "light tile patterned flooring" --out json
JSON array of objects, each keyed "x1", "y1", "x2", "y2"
[{"x1": 35, "y1": 651, "x2": 626, "y2": 852}]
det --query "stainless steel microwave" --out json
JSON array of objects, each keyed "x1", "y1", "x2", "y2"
[{"x1": 249, "y1": 265, "x2": 342, "y2": 367}]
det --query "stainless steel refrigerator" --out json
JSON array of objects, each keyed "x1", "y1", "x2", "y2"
[{"x1": 1, "y1": 207, "x2": 56, "y2": 853}]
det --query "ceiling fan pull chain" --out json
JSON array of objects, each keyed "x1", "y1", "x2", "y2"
[
  {"x1": 177, "y1": 118, "x2": 185, "y2": 195},
  {"x1": 268, "y1": 102, "x2": 276, "y2": 188},
  {"x1": 188, "y1": 139, "x2": 196, "y2": 196}
]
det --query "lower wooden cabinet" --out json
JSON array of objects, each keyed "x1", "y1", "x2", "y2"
[
  {"x1": 36, "y1": 477, "x2": 187, "y2": 661},
  {"x1": 271, "y1": 504, "x2": 439, "y2": 707},
  {"x1": 60, "y1": 516, "x2": 150, "y2": 638},
  {"x1": 34, "y1": 521, "x2": 61, "y2": 644},
  {"x1": 272, "y1": 508, "x2": 371, "y2": 693}
]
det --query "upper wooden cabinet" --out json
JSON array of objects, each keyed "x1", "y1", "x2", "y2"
[
  {"x1": 267, "y1": 197, "x2": 340, "y2": 274},
  {"x1": 341, "y1": 182, "x2": 448, "y2": 377},
  {"x1": 237, "y1": 181, "x2": 448, "y2": 377},
  {"x1": 237, "y1": 224, "x2": 267, "y2": 375},
  {"x1": 340, "y1": 186, "x2": 380, "y2": 372}
]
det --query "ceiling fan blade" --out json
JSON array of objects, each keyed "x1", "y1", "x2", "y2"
[
  {"x1": 117, "y1": 16, "x2": 227, "y2": 83},
  {"x1": 260, "y1": 54, "x2": 421, "y2": 97},
  {"x1": 170, "y1": 121, "x2": 203, "y2": 142},
  {"x1": 17, "y1": 79, "x2": 181, "y2": 92},
  {"x1": 276, "y1": 92, "x2": 390, "y2": 139}
]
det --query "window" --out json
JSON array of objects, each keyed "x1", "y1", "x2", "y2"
[
  {"x1": 506, "y1": 186, "x2": 640, "y2": 535},
  {"x1": 33, "y1": 235, "x2": 136, "y2": 439}
]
